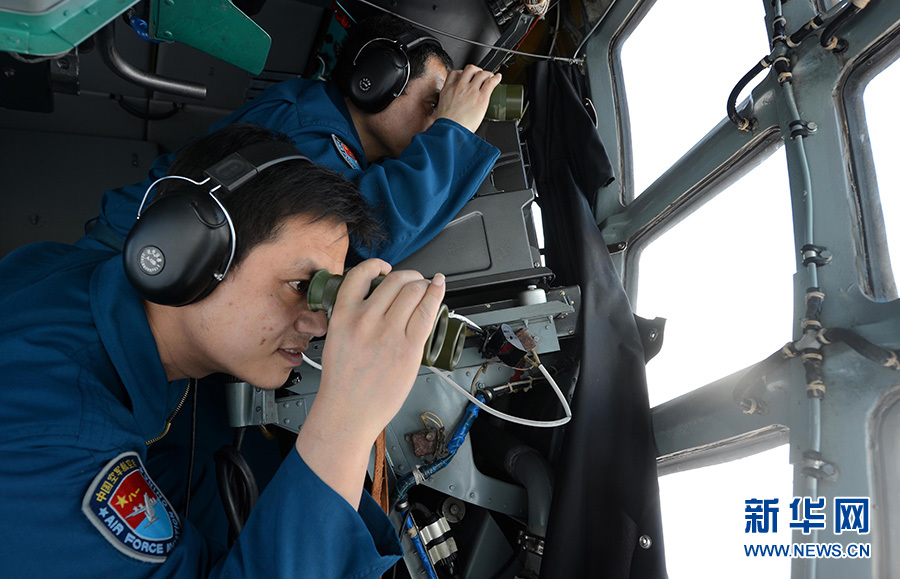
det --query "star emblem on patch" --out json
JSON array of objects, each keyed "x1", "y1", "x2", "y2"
[{"x1": 82, "y1": 452, "x2": 181, "y2": 562}]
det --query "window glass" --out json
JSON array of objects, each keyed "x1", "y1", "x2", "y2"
[
  {"x1": 863, "y1": 59, "x2": 900, "y2": 282},
  {"x1": 660, "y1": 445, "x2": 793, "y2": 578},
  {"x1": 621, "y1": 0, "x2": 771, "y2": 196},
  {"x1": 635, "y1": 152, "x2": 795, "y2": 406}
]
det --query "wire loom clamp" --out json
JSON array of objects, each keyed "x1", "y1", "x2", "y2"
[
  {"x1": 801, "y1": 450, "x2": 839, "y2": 482},
  {"x1": 801, "y1": 244, "x2": 832, "y2": 267},
  {"x1": 790, "y1": 120, "x2": 818, "y2": 138}
]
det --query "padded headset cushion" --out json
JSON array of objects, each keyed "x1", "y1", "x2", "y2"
[
  {"x1": 349, "y1": 40, "x2": 409, "y2": 113},
  {"x1": 123, "y1": 190, "x2": 232, "y2": 306}
]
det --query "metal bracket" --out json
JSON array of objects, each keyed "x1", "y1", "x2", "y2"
[
  {"x1": 789, "y1": 120, "x2": 818, "y2": 138},
  {"x1": 517, "y1": 530, "x2": 545, "y2": 556},
  {"x1": 801, "y1": 450, "x2": 839, "y2": 482},
  {"x1": 801, "y1": 244, "x2": 832, "y2": 267}
]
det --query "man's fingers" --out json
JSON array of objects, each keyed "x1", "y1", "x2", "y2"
[
  {"x1": 483, "y1": 71, "x2": 503, "y2": 92},
  {"x1": 363, "y1": 270, "x2": 425, "y2": 313},
  {"x1": 406, "y1": 274, "x2": 446, "y2": 342},
  {"x1": 333, "y1": 259, "x2": 391, "y2": 311}
]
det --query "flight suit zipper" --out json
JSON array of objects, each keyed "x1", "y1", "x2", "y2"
[{"x1": 145, "y1": 380, "x2": 192, "y2": 446}]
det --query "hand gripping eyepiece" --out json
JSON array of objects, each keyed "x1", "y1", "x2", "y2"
[{"x1": 307, "y1": 269, "x2": 464, "y2": 371}]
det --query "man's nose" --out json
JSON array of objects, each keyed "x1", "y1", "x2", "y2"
[{"x1": 295, "y1": 309, "x2": 328, "y2": 337}]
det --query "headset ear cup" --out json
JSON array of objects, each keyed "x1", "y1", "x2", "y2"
[
  {"x1": 123, "y1": 190, "x2": 232, "y2": 306},
  {"x1": 349, "y1": 42, "x2": 409, "y2": 113}
]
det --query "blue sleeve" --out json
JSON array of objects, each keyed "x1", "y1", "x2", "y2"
[
  {"x1": 349, "y1": 118, "x2": 500, "y2": 264},
  {"x1": 217, "y1": 451, "x2": 403, "y2": 578},
  {"x1": 221, "y1": 98, "x2": 502, "y2": 263}
]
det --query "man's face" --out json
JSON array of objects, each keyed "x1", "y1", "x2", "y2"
[
  {"x1": 368, "y1": 55, "x2": 448, "y2": 158},
  {"x1": 187, "y1": 215, "x2": 348, "y2": 388}
]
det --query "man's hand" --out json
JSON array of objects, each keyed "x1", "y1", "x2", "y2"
[
  {"x1": 295, "y1": 259, "x2": 445, "y2": 507},
  {"x1": 435, "y1": 65, "x2": 503, "y2": 133}
]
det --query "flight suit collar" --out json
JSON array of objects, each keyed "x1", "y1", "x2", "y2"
[{"x1": 90, "y1": 257, "x2": 189, "y2": 443}]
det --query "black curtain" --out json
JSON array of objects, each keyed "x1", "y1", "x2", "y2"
[{"x1": 525, "y1": 60, "x2": 667, "y2": 579}]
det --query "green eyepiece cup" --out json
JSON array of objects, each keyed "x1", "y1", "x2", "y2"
[
  {"x1": 307, "y1": 270, "x2": 462, "y2": 370},
  {"x1": 486, "y1": 84, "x2": 525, "y2": 121},
  {"x1": 434, "y1": 317, "x2": 466, "y2": 370}
]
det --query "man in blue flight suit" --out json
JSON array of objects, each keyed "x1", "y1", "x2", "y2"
[
  {"x1": 82, "y1": 14, "x2": 502, "y2": 264},
  {"x1": 0, "y1": 123, "x2": 445, "y2": 577}
]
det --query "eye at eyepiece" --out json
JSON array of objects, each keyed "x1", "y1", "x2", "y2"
[{"x1": 289, "y1": 280, "x2": 310, "y2": 294}]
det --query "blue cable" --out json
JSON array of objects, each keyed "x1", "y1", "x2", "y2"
[
  {"x1": 129, "y1": 15, "x2": 162, "y2": 43},
  {"x1": 393, "y1": 394, "x2": 484, "y2": 502},
  {"x1": 404, "y1": 514, "x2": 439, "y2": 579}
]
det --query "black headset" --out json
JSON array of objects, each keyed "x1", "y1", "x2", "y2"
[
  {"x1": 123, "y1": 141, "x2": 311, "y2": 307},
  {"x1": 348, "y1": 29, "x2": 443, "y2": 114}
]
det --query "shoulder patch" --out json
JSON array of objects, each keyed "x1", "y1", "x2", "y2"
[
  {"x1": 332, "y1": 134, "x2": 361, "y2": 170},
  {"x1": 82, "y1": 452, "x2": 181, "y2": 563}
]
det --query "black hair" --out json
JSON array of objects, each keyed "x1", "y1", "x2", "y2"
[
  {"x1": 161, "y1": 123, "x2": 383, "y2": 267},
  {"x1": 331, "y1": 13, "x2": 454, "y2": 97}
]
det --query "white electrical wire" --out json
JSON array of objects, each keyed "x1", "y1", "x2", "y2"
[
  {"x1": 427, "y1": 365, "x2": 572, "y2": 428},
  {"x1": 304, "y1": 351, "x2": 572, "y2": 428},
  {"x1": 448, "y1": 311, "x2": 483, "y2": 333},
  {"x1": 301, "y1": 352, "x2": 322, "y2": 370}
]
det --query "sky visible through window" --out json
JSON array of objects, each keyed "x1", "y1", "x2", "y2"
[
  {"x1": 864, "y1": 60, "x2": 900, "y2": 280},
  {"x1": 615, "y1": 1, "x2": 896, "y2": 577}
]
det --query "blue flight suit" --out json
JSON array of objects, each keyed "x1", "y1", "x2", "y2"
[
  {"x1": 0, "y1": 242, "x2": 402, "y2": 577},
  {"x1": 80, "y1": 79, "x2": 500, "y2": 264}
]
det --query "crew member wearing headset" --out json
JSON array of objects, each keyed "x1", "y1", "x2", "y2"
[
  {"x1": 0, "y1": 124, "x2": 441, "y2": 577},
  {"x1": 81, "y1": 14, "x2": 502, "y2": 264}
]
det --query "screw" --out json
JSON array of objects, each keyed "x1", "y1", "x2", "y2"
[
  {"x1": 255, "y1": 406, "x2": 261, "y2": 412},
  {"x1": 649, "y1": 329, "x2": 659, "y2": 342},
  {"x1": 639, "y1": 535, "x2": 652, "y2": 549},
  {"x1": 807, "y1": 122, "x2": 818, "y2": 133},
  {"x1": 822, "y1": 463, "x2": 836, "y2": 476},
  {"x1": 560, "y1": 291, "x2": 566, "y2": 296},
  {"x1": 469, "y1": 492, "x2": 475, "y2": 498},
  {"x1": 568, "y1": 329, "x2": 574, "y2": 335},
  {"x1": 449, "y1": 485, "x2": 455, "y2": 491}
]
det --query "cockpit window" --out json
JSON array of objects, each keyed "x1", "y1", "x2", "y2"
[
  {"x1": 635, "y1": 152, "x2": 795, "y2": 407},
  {"x1": 660, "y1": 445, "x2": 792, "y2": 578},
  {"x1": 620, "y1": 0, "x2": 770, "y2": 198},
  {"x1": 863, "y1": 60, "x2": 900, "y2": 285}
]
